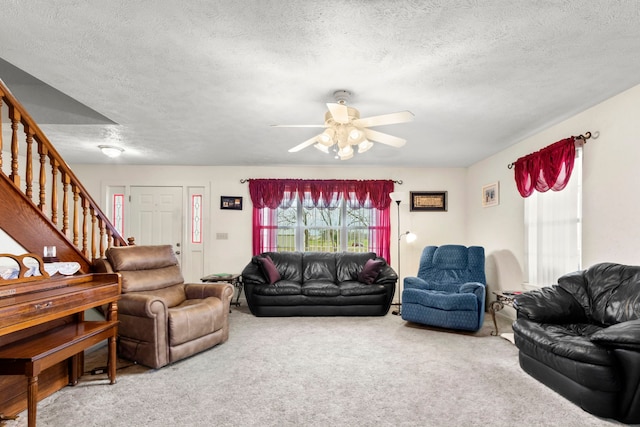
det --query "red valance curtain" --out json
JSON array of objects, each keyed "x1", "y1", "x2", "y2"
[
  {"x1": 514, "y1": 137, "x2": 576, "y2": 198},
  {"x1": 249, "y1": 179, "x2": 394, "y2": 261},
  {"x1": 249, "y1": 179, "x2": 394, "y2": 209}
]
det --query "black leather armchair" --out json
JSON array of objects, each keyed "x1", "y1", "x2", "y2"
[{"x1": 512, "y1": 263, "x2": 640, "y2": 423}]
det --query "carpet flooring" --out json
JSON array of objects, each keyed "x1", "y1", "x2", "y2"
[{"x1": 3, "y1": 307, "x2": 631, "y2": 427}]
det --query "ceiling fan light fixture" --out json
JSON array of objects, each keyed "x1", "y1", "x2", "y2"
[
  {"x1": 358, "y1": 139, "x2": 373, "y2": 153},
  {"x1": 281, "y1": 90, "x2": 412, "y2": 161},
  {"x1": 99, "y1": 145, "x2": 124, "y2": 158}
]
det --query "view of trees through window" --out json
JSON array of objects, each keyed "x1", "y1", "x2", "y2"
[{"x1": 273, "y1": 196, "x2": 377, "y2": 253}]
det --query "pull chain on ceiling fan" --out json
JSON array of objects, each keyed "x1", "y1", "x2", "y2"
[{"x1": 273, "y1": 90, "x2": 414, "y2": 160}]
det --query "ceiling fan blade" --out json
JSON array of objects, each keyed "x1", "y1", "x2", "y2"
[
  {"x1": 288, "y1": 135, "x2": 320, "y2": 153},
  {"x1": 363, "y1": 129, "x2": 406, "y2": 148},
  {"x1": 326, "y1": 103, "x2": 350, "y2": 124},
  {"x1": 271, "y1": 124, "x2": 326, "y2": 128},
  {"x1": 352, "y1": 111, "x2": 414, "y2": 128}
]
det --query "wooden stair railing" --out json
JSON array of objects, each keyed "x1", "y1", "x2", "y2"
[{"x1": 0, "y1": 80, "x2": 128, "y2": 266}]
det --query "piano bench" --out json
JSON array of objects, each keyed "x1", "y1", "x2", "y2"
[{"x1": 0, "y1": 320, "x2": 118, "y2": 427}]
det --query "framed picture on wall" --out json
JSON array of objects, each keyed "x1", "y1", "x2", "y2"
[
  {"x1": 410, "y1": 191, "x2": 447, "y2": 212},
  {"x1": 220, "y1": 196, "x2": 243, "y2": 210},
  {"x1": 482, "y1": 182, "x2": 499, "y2": 207}
]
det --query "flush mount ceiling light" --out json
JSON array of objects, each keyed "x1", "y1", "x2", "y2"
[
  {"x1": 99, "y1": 145, "x2": 124, "y2": 158},
  {"x1": 273, "y1": 90, "x2": 414, "y2": 160}
]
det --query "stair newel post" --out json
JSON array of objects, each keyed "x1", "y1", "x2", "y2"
[
  {"x1": 9, "y1": 105, "x2": 20, "y2": 187},
  {"x1": 25, "y1": 125, "x2": 34, "y2": 200}
]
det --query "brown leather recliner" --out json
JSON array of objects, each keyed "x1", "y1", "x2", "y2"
[{"x1": 95, "y1": 245, "x2": 233, "y2": 369}]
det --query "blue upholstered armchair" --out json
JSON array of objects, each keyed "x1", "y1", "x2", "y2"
[{"x1": 401, "y1": 245, "x2": 486, "y2": 332}]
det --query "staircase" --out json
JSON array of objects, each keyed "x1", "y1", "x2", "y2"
[{"x1": 0, "y1": 80, "x2": 128, "y2": 272}]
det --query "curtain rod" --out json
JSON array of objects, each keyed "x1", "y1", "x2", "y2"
[
  {"x1": 507, "y1": 131, "x2": 595, "y2": 170},
  {"x1": 240, "y1": 178, "x2": 403, "y2": 184}
]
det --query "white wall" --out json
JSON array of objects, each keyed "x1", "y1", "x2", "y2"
[
  {"x1": 468, "y1": 83, "x2": 640, "y2": 294},
  {"x1": 0, "y1": 229, "x2": 27, "y2": 254},
  {"x1": 70, "y1": 164, "x2": 468, "y2": 284}
]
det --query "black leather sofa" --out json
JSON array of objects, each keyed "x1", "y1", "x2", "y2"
[
  {"x1": 241, "y1": 251, "x2": 397, "y2": 316},
  {"x1": 512, "y1": 263, "x2": 640, "y2": 423}
]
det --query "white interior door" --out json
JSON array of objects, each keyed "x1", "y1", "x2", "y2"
[{"x1": 129, "y1": 186, "x2": 183, "y2": 263}]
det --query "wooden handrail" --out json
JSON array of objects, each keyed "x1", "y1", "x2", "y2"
[{"x1": 0, "y1": 80, "x2": 128, "y2": 262}]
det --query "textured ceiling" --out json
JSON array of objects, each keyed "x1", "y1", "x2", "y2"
[{"x1": 1, "y1": 1, "x2": 640, "y2": 167}]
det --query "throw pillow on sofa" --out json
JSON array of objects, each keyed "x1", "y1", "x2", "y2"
[
  {"x1": 358, "y1": 258, "x2": 384, "y2": 284},
  {"x1": 257, "y1": 255, "x2": 281, "y2": 284}
]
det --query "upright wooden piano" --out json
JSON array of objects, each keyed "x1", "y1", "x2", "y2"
[{"x1": 0, "y1": 254, "x2": 120, "y2": 426}]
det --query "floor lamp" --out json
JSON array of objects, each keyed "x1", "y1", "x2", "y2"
[{"x1": 389, "y1": 192, "x2": 416, "y2": 316}]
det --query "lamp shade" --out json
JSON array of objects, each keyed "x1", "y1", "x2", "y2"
[
  {"x1": 314, "y1": 143, "x2": 330, "y2": 153},
  {"x1": 358, "y1": 140, "x2": 373, "y2": 153},
  {"x1": 338, "y1": 145, "x2": 354, "y2": 160},
  {"x1": 318, "y1": 128, "x2": 336, "y2": 146},
  {"x1": 347, "y1": 126, "x2": 365, "y2": 144},
  {"x1": 389, "y1": 191, "x2": 407, "y2": 204}
]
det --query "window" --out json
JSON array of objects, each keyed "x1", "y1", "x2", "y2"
[
  {"x1": 249, "y1": 179, "x2": 393, "y2": 261},
  {"x1": 112, "y1": 193, "x2": 125, "y2": 236},
  {"x1": 524, "y1": 147, "x2": 582, "y2": 286},
  {"x1": 269, "y1": 193, "x2": 384, "y2": 253}
]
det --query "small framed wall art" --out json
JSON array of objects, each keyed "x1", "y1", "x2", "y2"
[
  {"x1": 482, "y1": 182, "x2": 499, "y2": 207},
  {"x1": 220, "y1": 196, "x2": 243, "y2": 210},
  {"x1": 410, "y1": 191, "x2": 447, "y2": 212}
]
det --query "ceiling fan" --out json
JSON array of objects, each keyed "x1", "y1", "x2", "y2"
[{"x1": 273, "y1": 90, "x2": 414, "y2": 160}]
